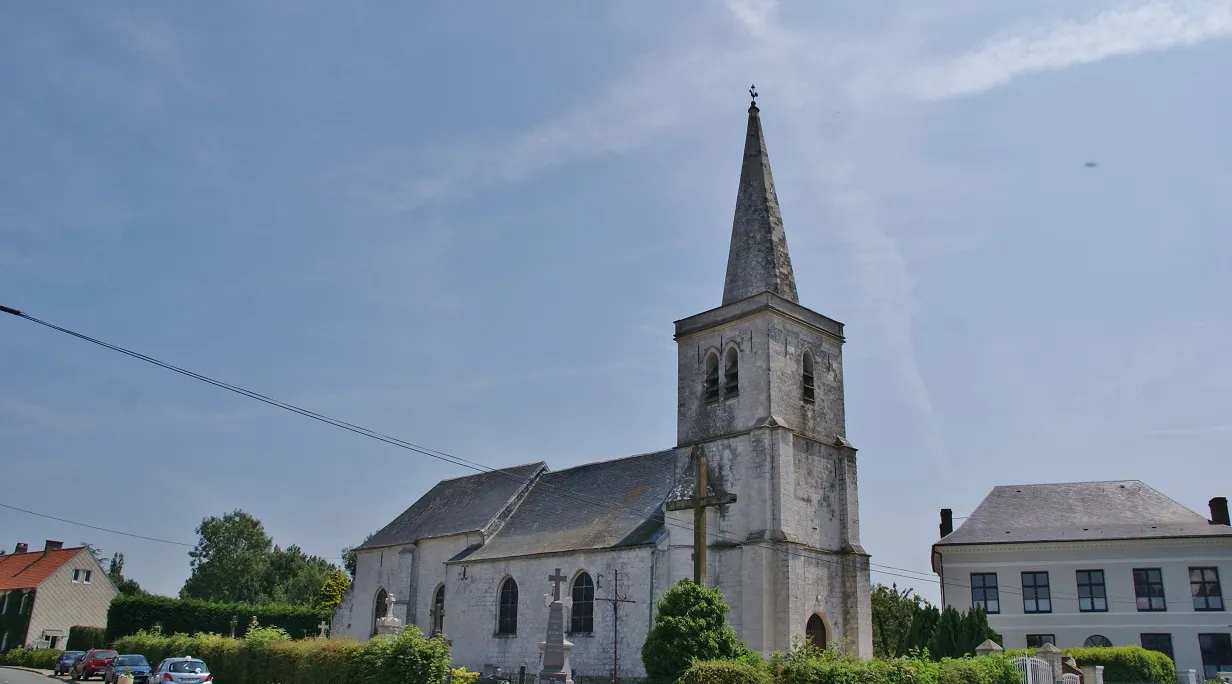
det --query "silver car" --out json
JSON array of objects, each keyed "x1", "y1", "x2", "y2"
[{"x1": 150, "y1": 657, "x2": 212, "y2": 684}]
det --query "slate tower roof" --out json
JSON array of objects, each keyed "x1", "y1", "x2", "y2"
[{"x1": 722, "y1": 97, "x2": 798, "y2": 306}]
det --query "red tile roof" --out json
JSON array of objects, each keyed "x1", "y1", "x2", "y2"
[{"x1": 0, "y1": 547, "x2": 86, "y2": 590}]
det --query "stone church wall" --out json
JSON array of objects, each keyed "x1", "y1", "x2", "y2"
[
  {"x1": 332, "y1": 545, "x2": 415, "y2": 639},
  {"x1": 445, "y1": 547, "x2": 657, "y2": 680}
]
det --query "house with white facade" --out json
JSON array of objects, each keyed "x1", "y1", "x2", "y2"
[
  {"x1": 0, "y1": 541, "x2": 116, "y2": 651},
  {"x1": 933, "y1": 481, "x2": 1232, "y2": 679}
]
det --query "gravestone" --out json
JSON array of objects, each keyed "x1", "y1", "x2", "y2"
[
  {"x1": 318, "y1": 621, "x2": 328, "y2": 638},
  {"x1": 375, "y1": 594, "x2": 402, "y2": 635},
  {"x1": 536, "y1": 568, "x2": 574, "y2": 684}
]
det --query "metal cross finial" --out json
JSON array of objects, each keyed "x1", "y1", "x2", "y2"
[{"x1": 749, "y1": 84, "x2": 758, "y2": 106}]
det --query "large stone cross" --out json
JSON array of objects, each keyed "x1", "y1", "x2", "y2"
[
  {"x1": 665, "y1": 446, "x2": 736, "y2": 585},
  {"x1": 548, "y1": 568, "x2": 568, "y2": 602},
  {"x1": 317, "y1": 621, "x2": 328, "y2": 638}
]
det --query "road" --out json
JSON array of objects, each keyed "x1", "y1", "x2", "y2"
[{"x1": 0, "y1": 668, "x2": 53, "y2": 684}]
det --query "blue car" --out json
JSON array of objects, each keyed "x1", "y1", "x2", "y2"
[
  {"x1": 55, "y1": 652, "x2": 85, "y2": 677},
  {"x1": 103, "y1": 654, "x2": 151, "y2": 684}
]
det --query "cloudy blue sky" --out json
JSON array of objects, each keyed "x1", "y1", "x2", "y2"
[{"x1": 2, "y1": 1, "x2": 1230, "y2": 602}]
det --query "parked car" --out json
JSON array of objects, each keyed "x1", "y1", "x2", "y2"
[
  {"x1": 55, "y1": 652, "x2": 86, "y2": 676},
  {"x1": 71, "y1": 649, "x2": 118, "y2": 681},
  {"x1": 150, "y1": 657, "x2": 212, "y2": 683},
  {"x1": 104, "y1": 654, "x2": 152, "y2": 684}
]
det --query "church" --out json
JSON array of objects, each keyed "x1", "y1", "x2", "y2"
[{"x1": 331, "y1": 96, "x2": 874, "y2": 678}]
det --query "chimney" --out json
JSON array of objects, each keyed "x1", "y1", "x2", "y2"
[
  {"x1": 940, "y1": 509, "x2": 954, "y2": 538},
  {"x1": 15, "y1": 542, "x2": 28, "y2": 554},
  {"x1": 1210, "y1": 497, "x2": 1230, "y2": 526},
  {"x1": 44, "y1": 540, "x2": 64, "y2": 553}
]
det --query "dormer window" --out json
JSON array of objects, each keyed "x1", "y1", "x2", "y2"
[
  {"x1": 802, "y1": 351, "x2": 816, "y2": 404},
  {"x1": 703, "y1": 353, "x2": 720, "y2": 404},
  {"x1": 723, "y1": 348, "x2": 739, "y2": 398}
]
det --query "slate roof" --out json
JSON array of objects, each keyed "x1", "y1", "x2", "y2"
[
  {"x1": 937, "y1": 480, "x2": 1232, "y2": 546},
  {"x1": 0, "y1": 547, "x2": 85, "y2": 590},
  {"x1": 458, "y1": 449, "x2": 677, "y2": 562},
  {"x1": 359, "y1": 462, "x2": 546, "y2": 550}
]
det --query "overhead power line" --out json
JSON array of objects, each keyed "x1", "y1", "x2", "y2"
[{"x1": 1, "y1": 304, "x2": 1175, "y2": 606}]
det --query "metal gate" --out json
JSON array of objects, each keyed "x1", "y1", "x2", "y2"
[
  {"x1": 1061, "y1": 673, "x2": 1080, "y2": 684},
  {"x1": 1011, "y1": 656, "x2": 1055, "y2": 684}
]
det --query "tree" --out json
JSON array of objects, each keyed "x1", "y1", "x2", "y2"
[
  {"x1": 903, "y1": 603, "x2": 940, "y2": 655},
  {"x1": 180, "y1": 510, "x2": 274, "y2": 604},
  {"x1": 81, "y1": 543, "x2": 103, "y2": 563},
  {"x1": 107, "y1": 552, "x2": 145, "y2": 596},
  {"x1": 641, "y1": 580, "x2": 753, "y2": 684},
  {"x1": 315, "y1": 569, "x2": 351, "y2": 611},
  {"x1": 342, "y1": 532, "x2": 376, "y2": 578},
  {"x1": 263, "y1": 544, "x2": 335, "y2": 606},
  {"x1": 871, "y1": 583, "x2": 932, "y2": 658}
]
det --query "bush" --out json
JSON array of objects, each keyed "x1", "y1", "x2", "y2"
[
  {"x1": 641, "y1": 580, "x2": 755, "y2": 684},
  {"x1": 939, "y1": 655, "x2": 1019, "y2": 684},
  {"x1": 106, "y1": 593, "x2": 329, "y2": 641},
  {"x1": 768, "y1": 641, "x2": 1017, "y2": 684},
  {"x1": 111, "y1": 625, "x2": 450, "y2": 684},
  {"x1": 450, "y1": 666, "x2": 480, "y2": 684},
  {"x1": 0, "y1": 647, "x2": 64, "y2": 669},
  {"x1": 1065, "y1": 646, "x2": 1175, "y2": 684},
  {"x1": 678, "y1": 659, "x2": 770, "y2": 684},
  {"x1": 68, "y1": 625, "x2": 107, "y2": 650}
]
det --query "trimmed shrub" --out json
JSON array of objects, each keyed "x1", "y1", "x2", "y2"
[
  {"x1": 68, "y1": 625, "x2": 106, "y2": 650},
  {"x1": 641, "y1": 580, "x2": 755, "y2": 684},
  {"x1": 768, "y1": 641, "x2": 1017, "y2": 684},
  {"x1": 106, "y1": 593, "x2": 328, "y2": 641},
  {"x1": 0, "y1": 647, "x2": 64, "y2": 669},
  {"x1": 1065, "y1": 646, "x2": 1176, "y2": 684},
  {"x1": 678, "y1": 659, "x2": 771, "y2": 684},
  {"x1": 111, "y1": 625, "x2": 450, "y2": 684},
  {"x1": 939, "y1": 655, "x2": 1019, "y2": 684}
]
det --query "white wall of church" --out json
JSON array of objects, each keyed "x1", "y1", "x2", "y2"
[
  {"x1": 333, "y1": 545, "x2": 415, "y2": 639},
  {"x1": 444, "y1": 548, "x2": 658, "y2": 681}
]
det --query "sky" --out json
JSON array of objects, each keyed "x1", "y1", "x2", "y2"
[{"x1": 1, "y1": 1, "x2": 1230, "y2": 603}]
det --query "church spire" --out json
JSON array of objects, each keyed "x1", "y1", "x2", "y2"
[{"x1": 722, "y1": 86, "x2": 799, "y2": 306}]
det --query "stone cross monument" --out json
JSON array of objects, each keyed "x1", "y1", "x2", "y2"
[
  {"x1": 375, "y1": 594, "x2": 402, "y2": 635},
  {"x1": 537, "y1": 568, "x2": 574, "y2": 684}
]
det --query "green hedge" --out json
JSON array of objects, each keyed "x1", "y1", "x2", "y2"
[
  {"x1": 0, "y1": 647, "x2": 63, "y2": 669},
  {"x1": 767, "y1": 644, "x2": 1019, "y2": 684},
  {"x1": 1065, "y1": 646, "x2": 1175, "y2": 684},
  {"x1": 106, "y1": 594, "x2": 329, "y2": 641},
  {"x1": 68, "y1": 625, "x2": 107, "y2": 651},
  {"x1": 678, "y1": 660, "x2": 771, "y2": 684},
  {"x1": 111, "y1": 626, "x2": 450, "y2": 684}
]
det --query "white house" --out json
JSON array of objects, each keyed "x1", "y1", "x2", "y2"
[{"x1": 932, "y1": 481, "x2": 1232, "y2": 679}]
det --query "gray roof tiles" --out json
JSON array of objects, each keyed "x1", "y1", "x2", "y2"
[
  {"x1": 359, "y1": 462, "x2": 546, "y2": 550},
  {"x1": 459, "y1": 449, "x2": 676, "y2": 562},
  {"x1": 937, "y1": 480, "x2": 1232, "y2": 546}
]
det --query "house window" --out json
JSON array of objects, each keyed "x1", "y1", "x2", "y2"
[
  {"x1": 1077, "y1": 570, "x2": 1108, "y2": 612},
  {"x1": 1021, "y1": 572, "x2": 1051, "y2": 613},
  {"x1": 1, "y1": 592, "x2": 8, "y2": 613},
  {"x1": 970, "y1": 573, "x2": 1000, "y2": 614},
  {"x1": 1140, "y1": 634, "x2": 1174, "y2": 662},
  {"x1": 431, "y1": 585, "x2": 445, "y2": 636},
  {"x1": 723, "y1": 348, "x2": 739, "y2": 398},
  {"x1": 1198, "y1": 633, "x2": 1232, "y2": 679},
  {"x1": 497, "y1": 578, "x2": 518, "y2": 635},
  {"x1": 1191, "y1": 567, "x2": 1224, "y2": 612},
  {"x1": 570, "y1": 573, "x2": 594, "y2": 634},
  {"x1": 19, "y1": 591, "x2": 30, "y2": 614},
  {"x1": 83, "y1": 570, "x2": 92, "y2": 584},
  {"x1": 802, "y1": 351, "x2": 816, "y2": 404},
  {"x1": 1133, "y1": 568, "x2": 1166, "y2": 611},
  {"x1": 1026, "y1": 635, "x2": 1056, "y2": 648},
  {"x1": 703, "y1": 353, "x2": 720, "y2": 404},
  {"x1": 72, "y1": 569, "x2": 81, "y2": 583},
  {"x1": 1084, "y1": 635, "x2": 1112, "y2": 647}
]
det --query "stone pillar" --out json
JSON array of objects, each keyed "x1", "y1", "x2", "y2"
[
  {"x1": 975, "y1": 639, "x2": 1003, "y2": 657},
  {"x1": 1080, "y1": 665, "x2": 1104, "y2": 684},
  {"x1": 1177, "y1": 669, "x2": 1198, "y2": 684},
  {"x1": 1037, "y1": 643, "x2": 1063, "y2": 682}
]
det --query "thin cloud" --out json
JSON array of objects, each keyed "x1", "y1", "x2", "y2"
[
  {"x1": 908, "y1": 0, "x2": 1232, "y2": 100},
  {"x1": 1143, "y1": 423, "x2": 1232, "y2": 436}
]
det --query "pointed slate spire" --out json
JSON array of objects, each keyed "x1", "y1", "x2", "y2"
[{"x1": 722, "y1": 88, "x2": 799, "y2": 306}]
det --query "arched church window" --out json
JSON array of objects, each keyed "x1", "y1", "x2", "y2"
[
  {"x1": 724, "y1": 347, "x2": 739, "y2": 398},
  {"x1": 570, "y1": 572, "x2": 594, "y2": 634},
  {"x1": 1084, "y1": 635, "x2": 1112, "y2": 648},
  {"x1": 497, "y1": 577, "x2": 518, "y2": 635},
  {"x1": 806, "y1": 614, "x2": 827, "y2": 650},
  {"x1": 372, "y1": 587, "x2": 388, "y2": 637},
  {"x1": 703, "y1": 352, "x2": 720, "y2": 404},
  {"x1": 431, "y1": 584, "x2": 445, "y2": 636},
  {"x1": 802, "y1": 351, "x2": 816, "y2": 404}
]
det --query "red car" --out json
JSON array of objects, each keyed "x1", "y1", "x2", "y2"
[{"x1": 72, "y1": 649, "x2": 118, "y2": 681}]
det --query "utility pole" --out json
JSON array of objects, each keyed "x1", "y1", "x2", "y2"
[{"x1": 595, "y1": 569, "x2": 636, "y2": 684}]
